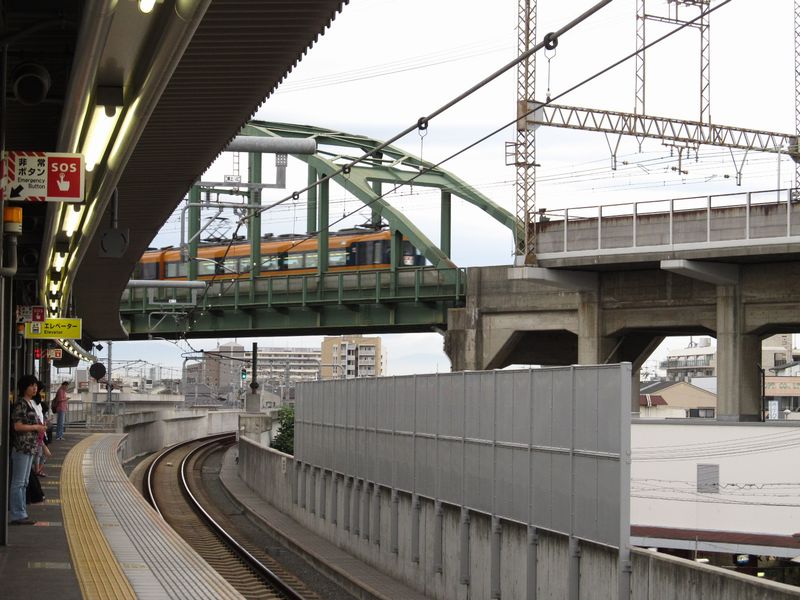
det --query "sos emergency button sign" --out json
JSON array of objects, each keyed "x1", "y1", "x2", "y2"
[{"x1": 0, "y1": 151, "x2": 85, "y2": 202}]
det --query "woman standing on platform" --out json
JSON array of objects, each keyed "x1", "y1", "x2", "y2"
[
  {"x1": 33, "y1": 381, "x2": 51, "y2": 477},
  {"x1": 9, "y1": 374, "x2": 47, "y2": 525}
]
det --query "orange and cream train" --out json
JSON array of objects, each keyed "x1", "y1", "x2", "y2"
[{"x1": 134, "y1": 227, "x2": 425, "y2": 280}]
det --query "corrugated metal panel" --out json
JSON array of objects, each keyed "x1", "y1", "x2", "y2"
[
  {"x1": 295, "y1": 364, "x2": 631, "y2": 549},
  {"x1": 73, "y1": 0, "x2": 349, "y2": 338}
]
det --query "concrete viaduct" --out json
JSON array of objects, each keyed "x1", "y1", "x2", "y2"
[{"x1": 444, "y1": 195, "x2": 800, "y2": 421}]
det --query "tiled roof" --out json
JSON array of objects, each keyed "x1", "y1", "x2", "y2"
[{"x1": 639, "y1": 394, "x2": 667, "y2": 407}]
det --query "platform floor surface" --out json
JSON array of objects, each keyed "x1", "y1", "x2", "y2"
[
  {"x1": 1, "y1": 432, "x2": 430, "y2": 599},
  {"x1": 0, "y1": 431, "x2": 85, "y2": 600}
]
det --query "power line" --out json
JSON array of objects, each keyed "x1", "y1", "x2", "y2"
[
  {"x1": 181, "y1": 0, "x2": 738, "y2": 306},
  {"x1": 275, "y1": 40, "x2": 515, "y2": 93}
]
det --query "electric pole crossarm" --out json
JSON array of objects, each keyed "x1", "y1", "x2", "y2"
[{"x1": 527, "y1": 102, "x2": 800, "y2": 160}]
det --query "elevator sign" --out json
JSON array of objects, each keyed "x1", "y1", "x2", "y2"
[
  {"x1": 1, "y1": 151, "x2": 85, "y2": 202},
  {"x1": 24, "y1": 318, "x2": 82, "y2": 339}
]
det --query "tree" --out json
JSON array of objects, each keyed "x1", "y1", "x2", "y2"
[{"x1": 271, "y1": 404, "x2": 294, "y2": 455}]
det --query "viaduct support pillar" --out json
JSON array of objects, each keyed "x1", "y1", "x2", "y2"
[
  {"x1": 577, "y1": 291, "x2": 616, "y2": 366},
  {"x1": 578, "y1": 291, "x2": 661, "y2": 416},
  {"x1": 445, "y1": 268, "x2": 484, "y2": 371},
  {"x1": 716, "y1": 285, "x2": 761, "y2": 421}
]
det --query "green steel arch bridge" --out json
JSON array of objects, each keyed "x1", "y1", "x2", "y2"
[{"x1": 119, "y1": 122, "x2": 520, "y2": 340}]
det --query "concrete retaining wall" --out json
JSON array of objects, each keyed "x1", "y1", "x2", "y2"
[
  {"x1": 240, "y1": 436, "x2": 618, "y2": 600},
  {"x1": 239, "y1": 437, "x2": 800, "y2": 600},
  {"x1": 630, "y1": 549, "x2": 800, "y2": 600},
  {"x1": 118, "y1": 408, "x2": 239, "y2": 463}
]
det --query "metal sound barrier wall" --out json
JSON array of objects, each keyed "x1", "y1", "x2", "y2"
[{"x1": 296, "y1": 363, "x2": 631, "y2": 593}]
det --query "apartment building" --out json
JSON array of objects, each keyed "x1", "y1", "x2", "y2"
[
  {"x1": 320, "y1": 336, "x2": 382, "y2": 379},
  {"x1": 243, "y1": 346, "x2": 321, "y2": 387},
  {"x1": 660, "y1": 334, "x2": 794, "y2": 382}
]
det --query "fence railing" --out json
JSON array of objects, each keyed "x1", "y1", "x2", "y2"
[{"x1": 120, "y1": 266, "x2": 466, "y2": 311}]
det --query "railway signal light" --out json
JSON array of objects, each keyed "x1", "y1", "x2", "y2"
[
  {"x1": 241, "y1": 367, "x2": 247, "y2": 380},
  {"x1": 33, "y1": 346, "x2": 42, "y2": 360}
]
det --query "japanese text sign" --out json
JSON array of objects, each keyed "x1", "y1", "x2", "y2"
[
  {"x1": 1, "y1": 151, "x2": 85, "y2": 202},
  {"x1": 16, "y1": 305, "x2": 46, "y2": 323},
  {"x1": 24, "y1": 318, "x2": 82, "y2": 340}
]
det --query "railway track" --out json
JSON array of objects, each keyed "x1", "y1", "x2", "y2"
[{"x1": 144, "y1": 434, "x2": 320, "y2": 600}]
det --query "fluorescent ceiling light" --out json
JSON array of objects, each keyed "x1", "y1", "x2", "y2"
[
  {"x1": 83, "y1": 105, "x2": 121, "y2": 172},
  {"x1": 138, "y1": 0, "x2": 157, "y2": 13},
  {"x1": 109, "y1": 97, "x2": 140, "y2": 169},
  {"x1": 52, "y1": 252, "x2": 67, "y2": 272},
  {"x1": 62, "y1": 205, "x2": 85, "y2": 238}
]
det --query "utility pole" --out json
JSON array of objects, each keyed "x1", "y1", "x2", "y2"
[
  {"x1": 284, "y1": 362, "x2": 290, "y2": 404},
  {"x1": 515, "y1": 0, "x2": 538, "y2": 264},
  {"x1": 106, "y1": 340, "x2": 113, "y2": 406},
  {"x1": 245, "y1": 342, "x2": 260, "y2": 413}
]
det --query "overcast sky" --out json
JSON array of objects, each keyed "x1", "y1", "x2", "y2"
[{"x1": 89, "y1": 0, "x2": 796, "y2": 377}]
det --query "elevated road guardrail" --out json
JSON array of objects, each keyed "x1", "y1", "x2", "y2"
[{"x1": 534, "y1": 188, "x2": 800, "y2": 267}]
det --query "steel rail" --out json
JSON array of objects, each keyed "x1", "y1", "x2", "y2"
[{"x1": 179, "y1": 435, "x2": 307, "y2": 600}]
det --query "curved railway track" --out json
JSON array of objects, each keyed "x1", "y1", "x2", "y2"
[{"x1": 144, "y1": 434, "x2": 319, "y2": 600}]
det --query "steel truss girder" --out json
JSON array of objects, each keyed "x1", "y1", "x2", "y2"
[
  {"x1": 527, "y1": 102, "x2": 800, "y2": 161},
  {"x1": 121, "y1": 301, "x2": 458, "y2": 340},
  {"x1": 239, "y1": 122, "x2": 520, "y2": 267}
]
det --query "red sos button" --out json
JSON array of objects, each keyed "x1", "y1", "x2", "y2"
[{"x1": 47, "y1": 155, "x2": 84, "y2": 201}]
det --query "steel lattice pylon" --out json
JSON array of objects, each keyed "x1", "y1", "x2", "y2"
[
  {"x1": 795, "y1": 0, "x2": 800, "y2": 191},
  {"x1": 515, "y1": 0, "x2": 537, "y2": 263},
  {"x1": 635, "y1": 0, "x2": 646, "y2": 117},
  {"x1": 638, "y1": 1, "x2": 711, "y2": 124}
]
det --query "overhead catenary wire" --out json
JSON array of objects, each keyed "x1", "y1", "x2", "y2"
[
  {"x1": 179, "y1": 1, "x2": 616, "y2": 309},
  {"x1": 275, "y1": 40, "x2": 516, "y2": 94},
  {"x1": 295, "y1": 0, "x2": 736, "y2": 243},
  {"x1": 250, "y1": 0, "x2": 617, "y2": 223},
  {"x1": 157, "y1": 139, "x2": 784, "y2": 241},
  {"x1": 184, "y1": 0, "x2": 735, "y2": 313}
]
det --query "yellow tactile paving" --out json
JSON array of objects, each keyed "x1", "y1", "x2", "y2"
[{"x1": 61, "y1": 434, "x2": 137, "y2": 600}]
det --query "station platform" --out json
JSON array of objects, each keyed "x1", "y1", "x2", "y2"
[
  {"x1": 1, "y1": 431, "x2": 428, "y2": 600},
  {"x1": 1, "y1": 432, "x2": 244, "y2": 600}
]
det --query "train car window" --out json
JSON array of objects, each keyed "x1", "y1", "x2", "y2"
[
  {"x1": 223, "y1": 257, "x2": 239, "y2": 274},
  {"x1": 402, "y1": 240, "x2": 417, "y2": 266},
  {"x1": 164, "y1": 262, "x2": 186, "y2": 279},
  {"x1": 239, "y1": 258, "x2": 253, "y2": 273},
  {"x1": 329, "y1": 250, "x2": 347, "y2": 267},
  {"x1": 140, "y1": 262, "x2": 158, "y2": 279},
  {"x1": 305, "y1": 252, "x2": 318, "y2": 268},
  {"x1": 353, "y1": 241, "x2": 373, "y2": 265},
  {"x1": 285, "y1": 253, "x2": 303, "y2": 270},
  {"x1": 198, "y1": 260, "x2": 216, "y2": 276},
  {"x1": 262, "y1": 255, "x2": 280, "y2": 271},
  {"x1": 373, "y1": 241, "x2": 386, "y2": 264}
]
